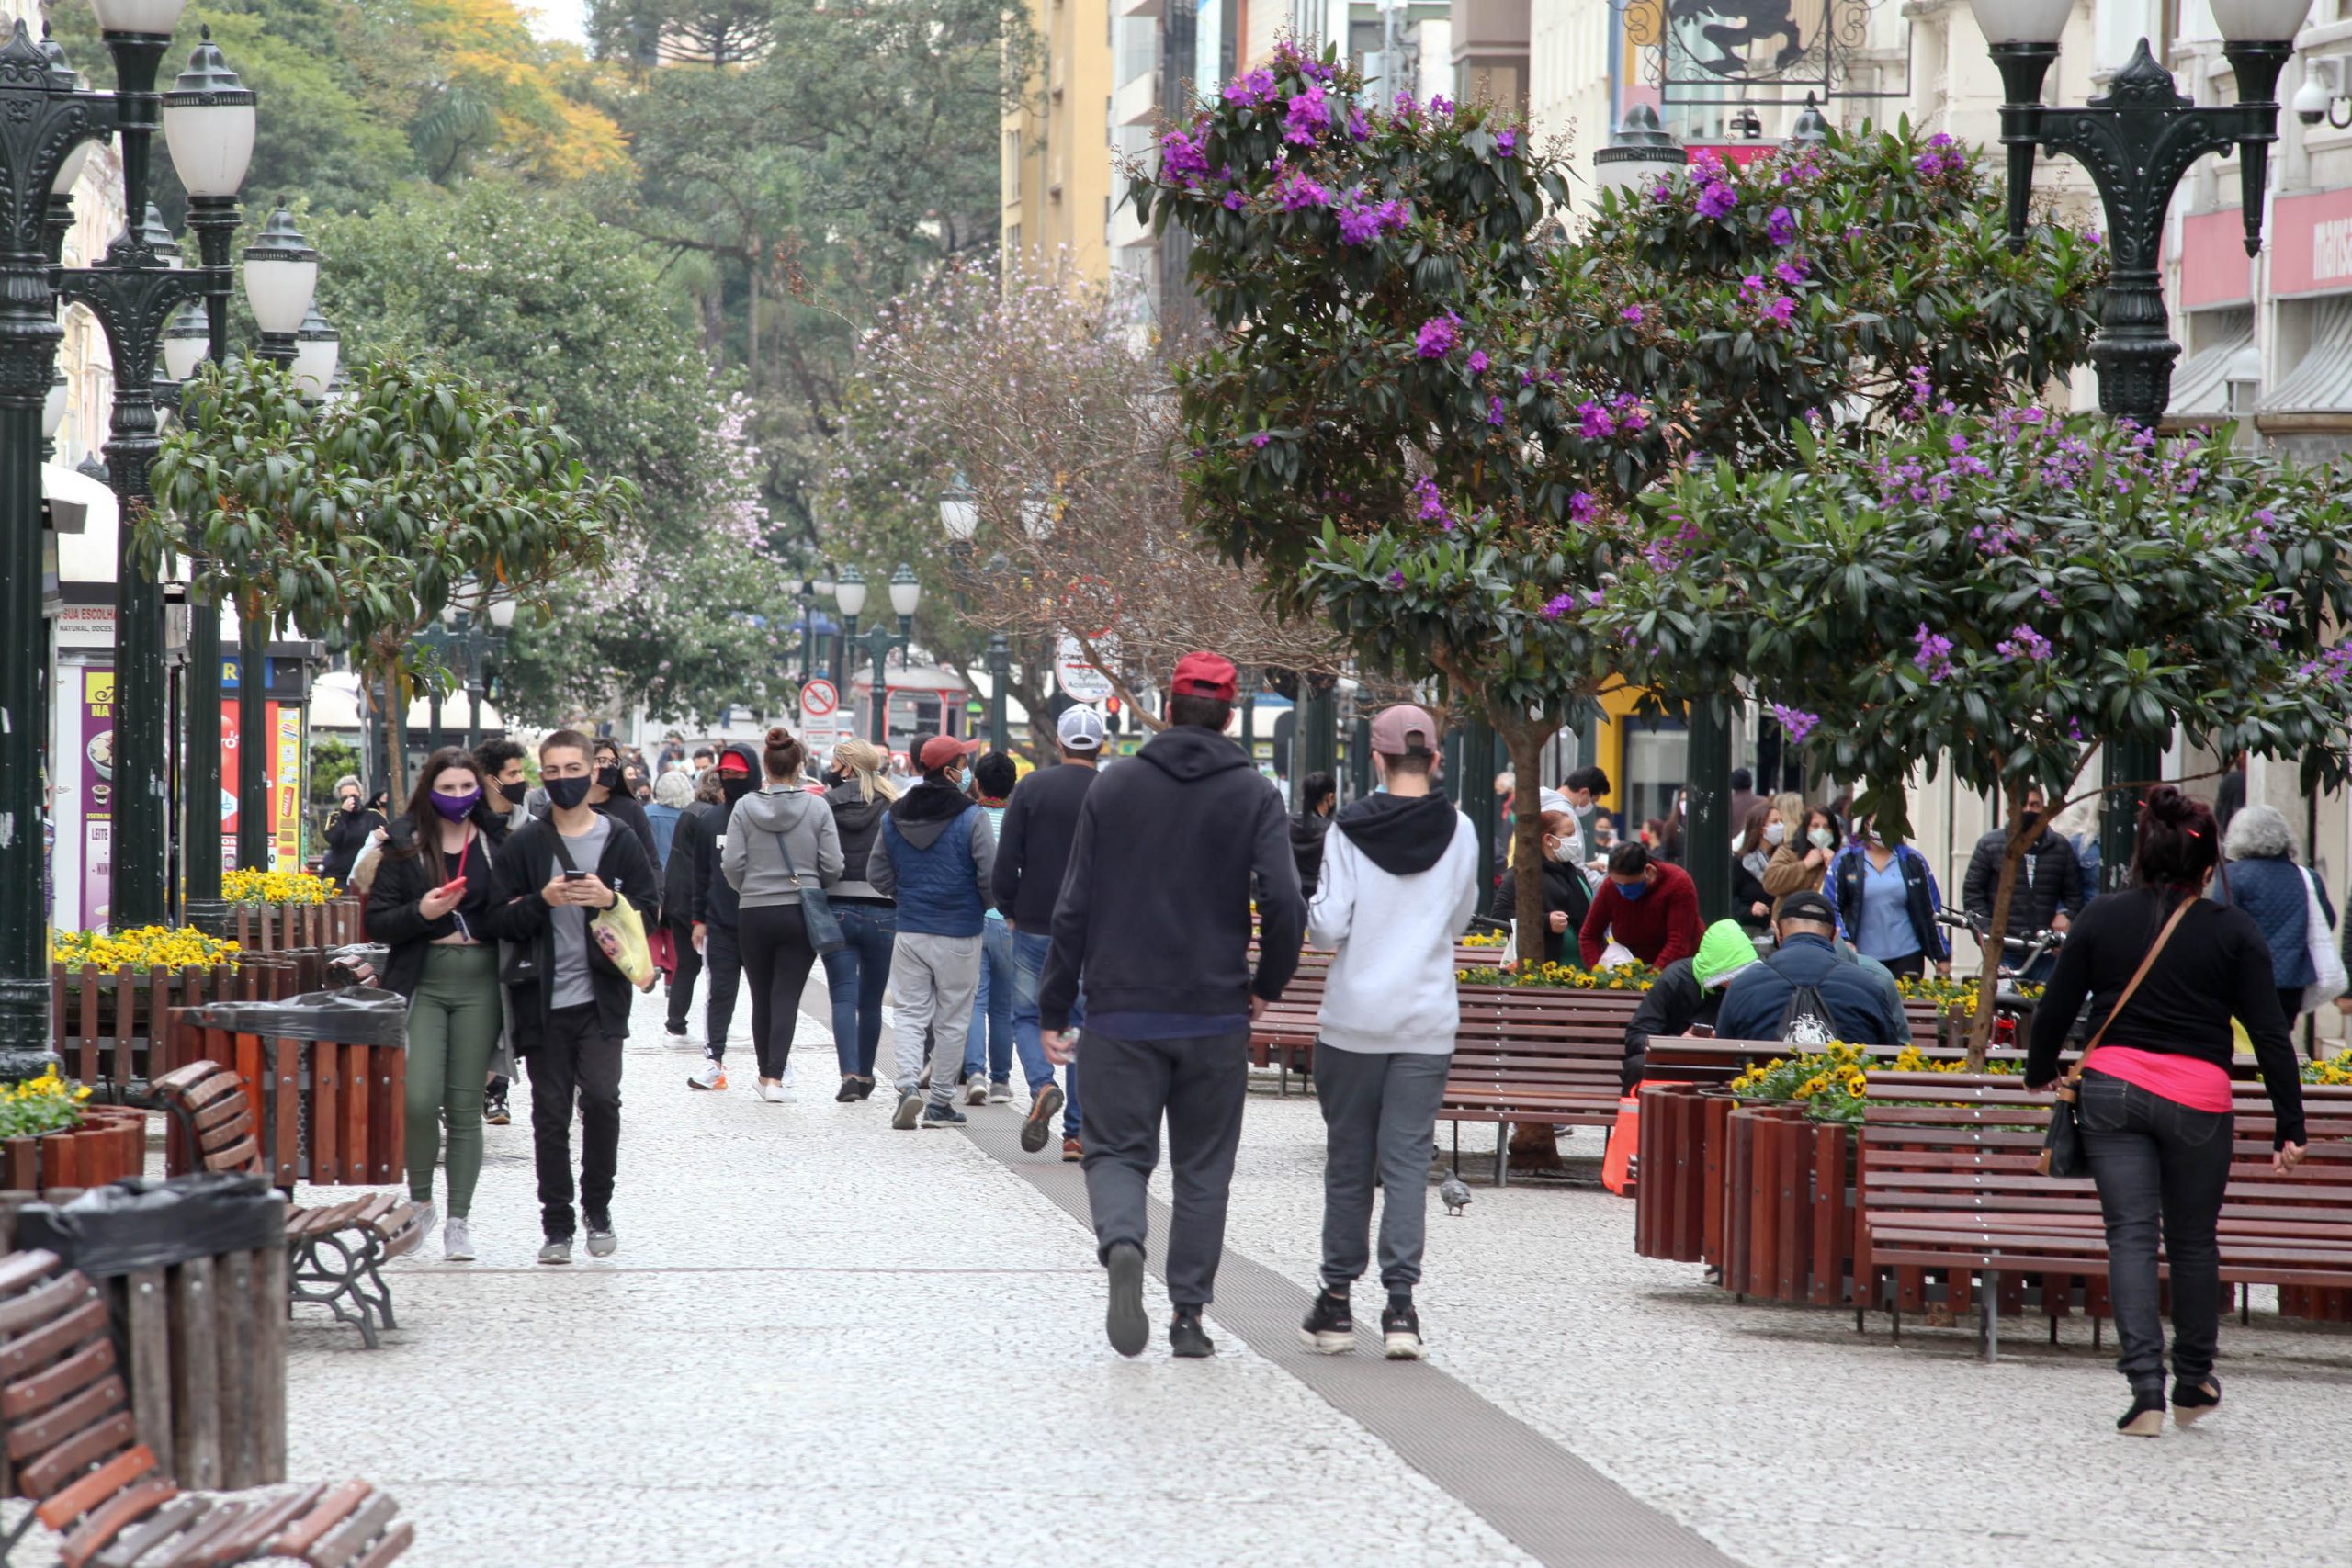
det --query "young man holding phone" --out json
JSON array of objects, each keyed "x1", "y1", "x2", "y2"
[{"x1": 487, "y1": 730, "x2": 658, "y2": 1264}]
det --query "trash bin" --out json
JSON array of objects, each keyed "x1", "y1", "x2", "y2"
[
  {"x1": 164, "y1": 989, "x2": 410, "y2": 1188},
  {"x1": 12, "y1": 1176, "x2": 288, "y2": 1491}
]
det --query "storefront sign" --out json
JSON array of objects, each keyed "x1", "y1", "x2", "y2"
[
  {"x1": 220, "y1": 699, "x2": 298, "y2": 870},
  {"x1": 80, "y1": 671, "x2": 113, "y2": 931},
  {"x1": 55, "y1": 604, "x2": 114, "y2": 649},
  {"x1": 2268, "y1": 185, "x2": 2352, "y2": 297},
  {"x1": 2174, "y1": 209, "x2": 2254, "y2": 310}
]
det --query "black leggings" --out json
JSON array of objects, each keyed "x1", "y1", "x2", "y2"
[
  {"x1": 741, "y1": 903, "x2": 818, "y2": 1080},
  {"x1": 2077, "y1": 1070, "x2": 2233, "y2": 1392}
]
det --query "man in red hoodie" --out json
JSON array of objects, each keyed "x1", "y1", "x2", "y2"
[{"x1": 1579, "y1": 842, "x2": 1703, "y2": 969}]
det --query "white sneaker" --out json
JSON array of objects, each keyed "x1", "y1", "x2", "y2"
[
  {"x1": 777, "y1": 1065, "x2": 797, "y2": 1100},
  {"x1": 442, "y1": 1216, "x2": 475, "y2": 1261},
  {"x1": 988, "y1": 1081, "x2": 1012, "y2": 1104},
  {"x1": 412, "y1": 1201, "x2": 437, "y2": 1240},
  {"x1": 688, "y1": 1059, "x2": 728, "y2": 1092},
  {"x1": 754, "y1": 1078, "x2": 786, "y2": 1103},
  {"x1": 965, "y1": 1077, "x2": 989, "y2": 1106}
]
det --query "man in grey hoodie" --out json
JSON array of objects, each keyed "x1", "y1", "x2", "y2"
[
  {"x1": 1298, "y1": 705, "x2": 1479, "y2": 1362},
  {"x1": 869, "y1": 735, "x2": 997, "y2": 1129}
]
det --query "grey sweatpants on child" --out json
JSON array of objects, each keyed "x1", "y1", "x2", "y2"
[
  {"x1": 890, "y1": 931, "x2": 983, "y2": 1106},
  {"x1": 1312, "y1": 1044, "x2": 1452, "y2": 1293}
]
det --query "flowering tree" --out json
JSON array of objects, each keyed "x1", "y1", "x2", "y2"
[
  {"x1": 1593, "y1": 410, "x2": 2352, "y2": 1060},
  {"x1": 820, "y1": 260, "x2": 1344, "y2": 736}
]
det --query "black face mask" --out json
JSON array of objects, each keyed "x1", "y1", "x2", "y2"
[
  {"x1": 496, "y1": 779, "x2": 528, "y2": 807},
  {"x1": 545, "y1": 774, "x2": 594, "y2": 810},
  {"x1": 2020, "y1": 810, "x2": 2041, "y2": 831},
  {"x1": 719, "y1": 773, "x2": 753, "y2": 804},
  {"x1": 595, "y1": 764, "x2": 623, "y2": 791}
]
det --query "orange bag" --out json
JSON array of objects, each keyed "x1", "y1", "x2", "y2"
[{"x1": 1601, "y1": 1094, "x2": 1640, "y2": 1196}]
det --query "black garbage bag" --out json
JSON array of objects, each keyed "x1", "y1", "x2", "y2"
[
  {"x1": 15, "y1": 1174, "x2": 285, "y2": 1277},
  {"x1": 181, "y1": 987, "x2": 408, "y2": 1050}
]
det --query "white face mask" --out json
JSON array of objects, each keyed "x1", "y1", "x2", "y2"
[
  {"x1": 1808, "y1": 827, "x2": 1836, "y2": 851},
  {"x1": 1544, "y1": 837, "x2": 1569, "y2": 863},
  {"x1": 1764, "y1": 822, "x2": 1786, "y2": 847}
]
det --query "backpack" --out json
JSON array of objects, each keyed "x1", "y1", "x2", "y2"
[{"x1": 1775, "y1": 982, "x2": 1838, "y2": 1047}]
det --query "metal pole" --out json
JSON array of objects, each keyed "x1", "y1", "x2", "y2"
[
  {"x1": 1460, "y1": 716, "x2": 1498, "y2": 883},
  {"x1": 235, "y1": 613, "x2": 267, "y2": 872},
  {"x1": 986, "y1": 632, "x2": 1010, "y2": 752},
  {"x1": 869, "y1": 628, "x2": 888, "y2": 745},
  {"x1": 180, "y1": 195, "x2": 238, "y2": 931},
  {"x1": 1686, "y1": 700, "x2": 1735, "y2": 923},
  {"x1": 0, "y1": 294, "x2": 58, "y2": 1066},
  {"x1": 1296, "y1": 681, "x2": 1337, "y2": 783}
]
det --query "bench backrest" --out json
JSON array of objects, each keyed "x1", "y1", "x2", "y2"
[{"x1": 145, "y1": 1061, "x2": 264, "y2": 1178}]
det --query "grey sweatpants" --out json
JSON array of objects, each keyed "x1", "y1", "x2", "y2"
[
  {"x1": 1078, "y1": 1026, "x2": 1251, "y2": 1310},
  {"x1": 890, "y1": 931, "x2": 983, "y2": 1105},
  {"x1": 1312, "y1": 1044, "x2": 1452, "y2": 1293}
]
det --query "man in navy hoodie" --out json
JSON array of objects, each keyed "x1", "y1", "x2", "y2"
[{"x1": 1041, "y1": 652, "x2": 1306, "y2": 1359}]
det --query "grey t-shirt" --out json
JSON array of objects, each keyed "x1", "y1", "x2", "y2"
[{"x1": 549, "y1": 812, "x2": 615, "y2": 1010}]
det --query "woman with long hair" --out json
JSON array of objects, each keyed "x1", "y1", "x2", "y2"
[
  {"x1": 720, "y1": 727, "x2": 843, "y2": 1100},
  {"x1": 2026, "y1": 785, "x2": 2307, "y2": 1436},
  {"x1": 1732, "y1": 799, "x2": 1784, "y2": 932},
  {"x1": 822, "y1": 739, "x2": 900, "y2": 1100},
  {"x1": 363, "y1": 746, "x2": 510, "y2": 1261}
]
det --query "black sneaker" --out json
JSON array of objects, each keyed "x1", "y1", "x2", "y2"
[
  {"x1": 921, "y1": 1102, "x2": 968, "y2": 1128},
  {"x1": 1020, "y1": 1083, "x2": 1065, "y2": 1154},
  {"x1": 1299, "y1": 1289, "x2": 1355, "y2": 1355},
  {"x1": 835, "y1": 1077, "x2": 860, "y2": 1103},
  {"x1": 1381, "y1": 1299, "x2": 1426, "y2": 1360},
  {"x1": 854, "y1": 1077, "x2": 877, "y2": 1100},
  {"x1": 483, "y1": 1091, "x2": 510, "y2": 1127},
  {"x1": 1170, "y1": 1309, "x2": 1215, "y2": 1359},
  {"x1": 1104, "y1": 1242, "x2": 1148, "y2": 1358}
]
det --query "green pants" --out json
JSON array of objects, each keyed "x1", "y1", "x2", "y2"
[{"x1": 407, "y1": 943, "x2": 502, "y2": 1216}]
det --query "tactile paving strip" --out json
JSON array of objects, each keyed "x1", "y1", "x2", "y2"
[{"x1": 963, "y1": 1116, "x2": 1747, "y2": 1568}]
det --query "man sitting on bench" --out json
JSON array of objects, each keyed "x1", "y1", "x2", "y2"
[
  {"x1": 1715, "y1": 892, "x2": 1906, "y2": 1046},
  {"x1": 1623, "y1": 919, "x2": 1760, "y2": 1089}
]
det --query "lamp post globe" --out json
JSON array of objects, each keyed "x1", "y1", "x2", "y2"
[
  {"x1": 832, "y1": 565, "x2": 868, "y2": 620},
  {"x1": 939, "y1": 473, "x2": 978, "y2": 544},
  {"x1": 888, "y1": 562, "x2": 922, "y2": 619}
]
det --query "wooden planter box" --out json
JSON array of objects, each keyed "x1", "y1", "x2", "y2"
[
  {"x1": 163, "y1": 1010, "x2": 405, "y2": 1189},
  {"x1": 230, "y1": 897, "x2": 365, "y2": 953},
  {"x1": 1722, "y1": 1103, "x2": 1857, "y2": 1307},
  {"x1": 1634, "y1": 1082, "x2": 1711, "y2": 1263},
  {"x1": 53, "y1": 954, "x2": 315, "y2": 1089},
  {"x1": 0, "y1": 1106, "x2": 149, "y2": 1192}
]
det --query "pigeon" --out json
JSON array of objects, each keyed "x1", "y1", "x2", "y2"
[{"x1": 1440, "y1": 1172, "x2": 1473, "y2": 1217}]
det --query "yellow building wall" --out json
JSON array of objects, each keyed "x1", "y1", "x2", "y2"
[{"x1": 1002, "y1": 0, "x2": 1116, "y2": 287}]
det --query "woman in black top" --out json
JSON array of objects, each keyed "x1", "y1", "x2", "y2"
[
  {"x1": 365, "y1": 746, "x2": 511, "y2": 1263},
  {"x1": 2026, "y1": 786, "x2": 2307, "y2": 1437},
  {"x1": 1488, "y1": 810, "x2": 1593, "y2": 964},
  {"x1": 320, "y1": 774, "x2": 385, "y2": 889},
  {"x1": 1731, "y1": 799, "x2": 1783, "y2": 932}
]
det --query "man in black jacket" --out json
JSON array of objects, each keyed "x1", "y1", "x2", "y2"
[
  {"x1": 992, "y1": 705, "x2": 1104, "y2": 1158},
  {"x1": 1290, "y1": 770, "x2": 1337, "y2": 900},
  {"x1": 1041, "y1": 652, "x2": 1307, "y2": 1359},
  {"x1": 684, "y1": 743, "x2": 759, "y2": 1089},
  {"x1": 662, "y1": 788, "x2": 718, "y2": 1043},
  {"x1": 485, "y1": 729, "x2": 658, "y2": 1264},
  {"x1": 1961, "y1": 785, "x2": 2085, "y2": 980},
  {"x1": 1715, "y1": 893, "x2": 1907, "y2": 1046}
]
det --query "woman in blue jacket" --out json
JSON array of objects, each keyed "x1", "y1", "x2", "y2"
[
  {"x1": 1826, "y1": 820, "x2": 1951, "y2": 982},
  {"x1": 2215, "y1": 804, "x2": 2336, "y2": 1035}
]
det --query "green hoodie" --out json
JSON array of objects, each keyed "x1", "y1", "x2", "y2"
[{"x1": 1691, "y1": 919, "x2": 1759, "y2": 991}]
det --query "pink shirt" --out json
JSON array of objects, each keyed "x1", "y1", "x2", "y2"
[{"x1": 2084, "y1": 1046, "x2": 2234, "y2": 1115}]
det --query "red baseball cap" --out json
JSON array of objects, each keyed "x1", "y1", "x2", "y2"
[
  {"x1": 917, "y1": 734, "x2": 970, "y2": 771},
  {"x1": 716, "y1": 750, "x2": 753, "y2": 775},
  {"x1": 1170, "y1": 651, "x2": 1238, "y2": 703}
]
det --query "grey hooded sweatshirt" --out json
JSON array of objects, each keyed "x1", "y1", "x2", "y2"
[{"x1": 720, "y1": 785, "x2": 843, "y2": 907}]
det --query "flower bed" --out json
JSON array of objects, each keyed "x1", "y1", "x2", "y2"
[
  {"x1": 52, "y1": 926, "x2": 241, "y2": 975},
  {"x1": 1452, "y1": 959, "x2": 1662, "y2": 990},
  {"x1": 0, "y1": 1067, "x2": 145, "y2": 1192},
  {"x1": 222, "y1": 869, "x2": 339, "y2": 905}
]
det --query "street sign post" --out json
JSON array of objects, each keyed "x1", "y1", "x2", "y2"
[{"x1": 1056, "y1": 636, "x2": 1115, "y2": 706}]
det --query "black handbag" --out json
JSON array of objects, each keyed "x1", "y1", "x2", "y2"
[
  {"x1": 771, "y1": 817, "x2": 847, "y2": 958},
  {"x1": 2039, "y1": 894, "x2": 2193, "y2": 1178}
]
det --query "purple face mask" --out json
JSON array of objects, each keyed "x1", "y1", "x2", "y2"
[{"x1": 429, "y1": 789, "x2": 480, "y2": 822}]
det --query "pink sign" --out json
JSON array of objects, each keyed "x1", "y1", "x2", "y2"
[
  {"x1": 2268, "y1": 185, "x2": 2352, "y2": 298},
  {"x1": 80, "y1": 669, "x2": 114, "y2": 931},
  {"x1": 2176, "y1": 209, "x2": 2253, "y2": 310}
]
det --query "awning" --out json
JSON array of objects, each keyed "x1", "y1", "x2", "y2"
[
  {"x1": 2165, "y1": 307, "x2": 2255, "y2": 420},
  {"x1": 2263, "y1": 295, "x2": 2352, "y2": 414}
]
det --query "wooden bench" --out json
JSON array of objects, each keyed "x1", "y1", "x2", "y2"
[
  {"x1": 1857, "y1": 1077, "x2": 2352, "y2": 1359},
  {"x1": 1440, "y1": 994, "x2": 1646, "y2": 1184},
  {"x1": 0, "y1": 1249, "x2": 413, "y2": 1568},
  {"x1": 144, "y1": 1065, "x2": 427, "y2": 1350}
]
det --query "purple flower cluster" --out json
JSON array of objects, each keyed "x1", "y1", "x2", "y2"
[
  {"x1": 1388, "y1": 569, "x2": 1407, "y2": 587},
  {"x1": 1467, "y1": 349, "x2": 1488, "y2": 374},
  {"x1": 2296, "y1": 644, "x2": 2352, "y2": 683},
  {"x1": 1768, "y1": 703, "x2": 1820, "y2": 745},
  {"x1": 1394, "y1": 91, "x2": 1420, "y2": 120},
  {"x1": 1642, "y1": 521, "x2": 1703, "y2": 573},
  {"x1": 1336, "y1": 194, "x2": 1411, "y2": 243},
  {"x1": 1284, "y1": 84, "x2": 1334, "y2": 145},
  {"x1": 1621, "y1": 304, "x2": 1645, "y2": 324},
  {"x1": 1576, "y1": 392, "x2": 1652, "y2": 441},
  {"x1": 1540, "y1": 592, "x2": 1576, "y2": 620},
  {"x1": 1696, "y1": 181, "x2": 1737, "y2": 220},
  {"x1": 1225, "y1": 68, "x2": 1276, "y2": 107},
  {"x1": 1996, "y1": 624, "x2": 2053, "y2": 662},
  {"x1": 1912, "y1": 623, "x2": 1956, "y2": 682},
  {"x1": 1568, "y1": 491, "x2": 1599, "y2": 524},
  {"x1": 1410, "y1": 475, "x2": 1455, "y2": 529},
  {"x1": 1224, "y1": 190, "x2": 1248, "y2": 210},
  {"x1": 1766, "y1": 205, "x2": 1796, "y2": 246},
  {"x1": 1274, "y1": 168, "x2": 1330, "y2": 210},
  {"x1": 1758, "y1": 295, "x2": 1797, "y2": 328},
  {"x1": 2245, "y1": 506, "x2": 2277, "y2": 556},
  {"x1": 1161, "y1": 129, "x2": 1210, "y2": 179},
  {"x1": 1913, "y1": 133, "x2": 1968, "y2": 177},
  {"x1": 1347, "y1": 107, "x2": 1371, "y2": 141},
  {"x1": 1496, "y1": 128, "x2": 1518, "y2": 157},
  {"x1": 1774, "y1": 255, "x2": 1810, "y2": 287},
  {"x1": 1967, "y1": 521, "x2": 2020, "y2": 554},
  {"x1": 1430, "y1": 94, "x2": 1455, "y2": 116},
  {"x1": 1415, "y1": 312, "x2": 1461, "y2": 359},
  {"x1": 1487, "y1": 396, "x2": 1506, "y2": 426}
]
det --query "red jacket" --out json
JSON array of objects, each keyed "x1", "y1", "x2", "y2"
[{"x1": 1579, "y1": 861, "x2": 1703, "y2": 969}]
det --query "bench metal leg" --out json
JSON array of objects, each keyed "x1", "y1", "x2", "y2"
[
  {"x1": 1496, "y1": 1121, "x2": 1509, "y2": 1188},
  {"x1": 1981, "y1": 1269, "x2": 2000, "y2": 1363},
  {"x1": 288, "y1": 1230, "x2": 388, "y2": 1350}
]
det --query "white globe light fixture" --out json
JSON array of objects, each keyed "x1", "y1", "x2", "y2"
[
  {"x1": 888, "y1": 563, "x2": 922, "y2": 618},
  {"x1": 832, "y1": 566, "x2": 869, "y2": 620},
  {"x1": 242, "y1": 205, "x2": 320, "y2": 337},
  {"x1": 162, "y1": 28, "x2": 257, "y2": 200},
  {"x1": 938, "y1": 472, "x2": 978, "y2": 543}
]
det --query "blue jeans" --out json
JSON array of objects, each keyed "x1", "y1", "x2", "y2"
[
  {"x1": 821, "y1": 903, "x2": 896, "y2": 1077},
  {"x1": 1011, "y1": 927, "x2": 1081, "y2": 1136},
  {"x1": 966, "y1": 920, "x2": 1020, "y2": 1082}
]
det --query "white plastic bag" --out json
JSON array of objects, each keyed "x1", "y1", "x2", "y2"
[{"x1": 2301, "y1": 867, "x2": 2347, "y2": 1013}]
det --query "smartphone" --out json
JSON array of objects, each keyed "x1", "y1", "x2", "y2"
[{"x1": 561, "y1": 869, "x2": 589, "y2": 882}]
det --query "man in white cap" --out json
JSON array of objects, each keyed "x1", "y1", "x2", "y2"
[
  {"x1": 991, "y1": 705, "x2": 1108, "y2": 1159},
  {"x1": 1298, "y1": 703, "x2": 1479, "y2": 1361}
]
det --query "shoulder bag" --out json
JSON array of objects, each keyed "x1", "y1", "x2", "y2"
[
  {"x1": 770, "y1": 806, "x2": 847, "y2": 957},
  {"x1": 2038, "y1": 893, "x2": 2194, "y2": 1178}
]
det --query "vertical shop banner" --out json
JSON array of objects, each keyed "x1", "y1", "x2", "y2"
[
  {"x1": 273, "y1": 703, "x2": 301, "y2": 870},
  {"x1": 220, "y1": 696, "x2": 241, "y2": 870},
  {"x1": 81, "y1": 671, "x2": 115, "y2": 931}
]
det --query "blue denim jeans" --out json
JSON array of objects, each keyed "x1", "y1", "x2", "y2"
[
  {"x1": 1011, "y1": 927, "x2": 1081, "y2": 1136},
  {"x1": 966, "y1": 920, "x2": 1020, "y2": 1082},
  {"x1": 821, "y1": 903, "x2": 897, "y2": 1077}
]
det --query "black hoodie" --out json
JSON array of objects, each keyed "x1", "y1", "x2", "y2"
[
  {"x1": 689, "y1": 742, "x2": 761, "y2": 931},
  {"x1": 1332, "y1": 791, "x2": 1459, "y2": 875},
  {"x1": 1039, "y1": 725, "x2": 1305, "y2": 1032}
]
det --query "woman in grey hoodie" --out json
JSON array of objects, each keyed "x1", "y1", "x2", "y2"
[{"x1": 720, "y1": 728, "x2": 844, "y2": 1100}]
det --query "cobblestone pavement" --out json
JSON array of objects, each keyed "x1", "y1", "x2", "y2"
[{"x1": 18, "y1": 979, "x2": 2342, "y2": 1567}]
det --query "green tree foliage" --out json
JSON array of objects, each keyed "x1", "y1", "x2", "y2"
[
  {"x1": 142, "y1": 356, "x2": 637, "y2": 794},
  {"x1": 1594, "y1": 411, "x2": 2352, "y2": 1057}
]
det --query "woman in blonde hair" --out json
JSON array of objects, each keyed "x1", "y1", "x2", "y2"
[{"x1": 822, "y1": 739, "x2": 901, "y2": 1100}]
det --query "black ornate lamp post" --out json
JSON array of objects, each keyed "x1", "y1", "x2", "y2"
[
  {"x1": 464, "y1": 593, "x2": 514, "y2": 751},
  {"x1": 1974, "y1": 0, "x2": 2307, "y2": 886},
  {"x1": 3, "y1": 2, "x2": 259, "y2": 1062},
  {"x1": 982, "y1": 552, "x2": 1012, "y2": 753},
  {"x1": 832, "y1": 564, "x2": 921, "y2": 746}
]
